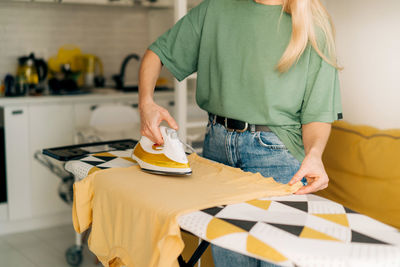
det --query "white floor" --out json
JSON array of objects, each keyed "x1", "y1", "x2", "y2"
[{"x1": 0, "y1": 224, "x2": 99, "y2": 267}]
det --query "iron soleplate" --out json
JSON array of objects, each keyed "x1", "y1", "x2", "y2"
[{"x1": 141, "y1": 168, "x2": 192, "y2": 177}]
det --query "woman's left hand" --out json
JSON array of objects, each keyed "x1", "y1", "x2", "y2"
[{"x1": 288, "y1": 154, "x2": 329, "y2": 195}]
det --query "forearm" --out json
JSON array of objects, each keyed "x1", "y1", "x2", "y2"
[
  {"x1": 302, "y1": 122, "x2": 332, "y2": 158},
  {"x1": 138, "y1": 49, "x2": 163, "y2": 109},
  {"x1": 138, "y1": 49, "x2": 178, "y2": 143}
]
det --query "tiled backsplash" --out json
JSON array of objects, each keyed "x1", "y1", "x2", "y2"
[{"x1": 0, "y1": 1, "x2": 172, "y2": 87}]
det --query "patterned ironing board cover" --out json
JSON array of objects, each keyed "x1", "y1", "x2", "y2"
[{"x1": 65, "y1": 149, "x2": 400, "y2": 267}]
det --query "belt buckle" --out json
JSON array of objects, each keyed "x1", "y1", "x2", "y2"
[{"x1": 224, "y1": 117, "x2": 248, "y2": 133}]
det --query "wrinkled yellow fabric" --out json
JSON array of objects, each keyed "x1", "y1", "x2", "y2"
[{"x1": 72, "y1": 154, "x2": 302, "y2": 267}]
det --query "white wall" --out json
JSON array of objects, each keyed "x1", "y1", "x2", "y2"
[
  {"x1": 0, "y1": 2, "x2": 150, "y2": 87},
  {"x1": 148, "y1": 8, "x2": 175, "y2": 83},
  {"x1": 326, "y1": 0, "x2": 400, "y2": 129}
]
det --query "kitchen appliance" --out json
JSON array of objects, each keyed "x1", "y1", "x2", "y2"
[
  {"x1": 4, "y1": 74, "x2": 23, "y2": 97},
  {"x1": 48, "y1": 45, "x2": 82, "y2": 74},
  {"x1": 131, "y1": 126, "x2": 192, "y2": 176},
  {"x1": 76, "y1": 54, "x2": 105, "y2": 88},
  {"x1": 16, "y1": 53, "x2": 48, "y2": 95},
  {"x1": 48, "y1": 64, "x2": 82, "y2": 94},
  {"x1": 48, "y1": 45, "x2": 104, "y2": 89}
]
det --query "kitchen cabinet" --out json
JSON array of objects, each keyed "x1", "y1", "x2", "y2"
[
  {"x1": 28, "y1": 104, "x2": 75, "y2": 217},
  {"x1": 3, "y1": 105, "x2": 32, "y2": 221},
  {"x1": 0, "y1": 91, "x2": 175, "y2": 234}
]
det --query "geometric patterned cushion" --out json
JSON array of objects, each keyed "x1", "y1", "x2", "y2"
[{"x1": 179, "y1": 194, "x2": 400, "y2": 266}]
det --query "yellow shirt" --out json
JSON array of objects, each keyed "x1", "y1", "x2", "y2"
[{"x1": 73, "y1": 154, "x2": 302, "y2": 267}]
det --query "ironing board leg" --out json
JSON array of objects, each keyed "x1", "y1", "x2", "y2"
[{"x1": 178, "y1": 240, "x2": 210, "y2": 267}]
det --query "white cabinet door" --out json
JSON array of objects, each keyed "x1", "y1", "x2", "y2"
[
  {"x1": 28, "y1": 104, "x2": 74, "y2": 217},
  {"x1": 4, "y1": 105, "x2": 32, "y2": 221},
  {"x1": 74, "y1": 102, "x2": 99, "y2": 130}
]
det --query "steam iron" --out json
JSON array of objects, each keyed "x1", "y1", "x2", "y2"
[{"x1": 131, "y1": 126, "x2": 192, "y2": 176}]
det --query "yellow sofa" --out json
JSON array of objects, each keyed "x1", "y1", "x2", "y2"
[{"x1": 318, "y1": 120, "x2": 400, "y2": 229}]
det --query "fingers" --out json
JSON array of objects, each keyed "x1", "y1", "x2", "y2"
[
  {"x1": 141, "y1": 125, "x2": 163, "y2": 145},
  {"x1": 288, "y1": 167, "x2": 307, "y2": 185},
  {"x1": 294, "y1": 175, "x2": 328, "y2": 195},
  {"x1": 162, "y1": 110, "x2": 178, "y2": 130},
  {"x1": 294, "y1": 183, "x2": 318, "y2": 195},
  {"x1": 151, "y1": 125, "x2": 164, "y2": 145},
  {"x1": 139, "y1": 102, "x2": 179, "y2": 145}
]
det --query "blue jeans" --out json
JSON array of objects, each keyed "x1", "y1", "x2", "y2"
[{"x1": 202, "y1": 117, "x2": 301, "y2": 267}]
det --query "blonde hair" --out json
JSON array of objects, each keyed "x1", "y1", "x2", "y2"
[{"x1": 277, "y1": 0, "x2": 341, "y2": 73}]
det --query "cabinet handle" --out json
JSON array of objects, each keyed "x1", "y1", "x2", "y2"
[
  {"x1": 12, "y1": 110, "x2": 23, "y2": 115},
  {"x1": 131, "y1": 103, "x2": 139, "y2": 108}
]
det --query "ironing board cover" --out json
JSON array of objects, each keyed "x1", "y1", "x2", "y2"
[{"x1": 65, "y1": 149, "x2": 400, "y2": 267}]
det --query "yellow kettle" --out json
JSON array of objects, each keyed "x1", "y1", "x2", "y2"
[{"x1": 75, "y1": 54, "x2": 104, "y2": 88}]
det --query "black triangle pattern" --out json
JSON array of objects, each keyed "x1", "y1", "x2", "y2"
[
  {"x1": 278, "y1": 201, "x2": 308, "y2": 213},
  {"x1": 344, "y1": 207, "x2": 358, "y2": 214},
  {"x1": 202, "y1": 207, "x2": 224, "y2": 216},
  {"x1": 93, "y1": 156, "x2": 118, "y2": 161},
  {"x1": 267, "y1": 223, "x2": 304, "y2": 237},
  {"x1": 351, "y1": 230, "x2": 388, "y2": 245},
  {"x1": 82, "y1": 160, "x2": 105, "y2": 166},
  {"x1": 71, "y1": 155, "x2": 87, "y2": 161},
  {"x1": 221, "y1": 218, "x2": 258, "y2": 232}
]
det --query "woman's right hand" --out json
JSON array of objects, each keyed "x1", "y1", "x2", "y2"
[{"x1": 139, "y1": 99, "x2": 178, "y2": 145}]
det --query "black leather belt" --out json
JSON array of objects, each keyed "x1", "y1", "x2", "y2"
[{"x1": 210, "y1": 114, "x2": 271, "y2": 133}]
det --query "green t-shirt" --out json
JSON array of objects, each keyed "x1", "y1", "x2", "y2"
[{"x1": 149, "y1": 0, "x2": 343, "y2": 162}]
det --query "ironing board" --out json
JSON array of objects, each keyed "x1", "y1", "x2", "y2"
[{"x1": 62, "y1": 147, "x2": 400, "y2": 267}]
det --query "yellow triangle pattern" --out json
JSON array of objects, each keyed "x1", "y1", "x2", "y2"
[
  {"x1": 313, "y1": 214, "x2": 349, "y2": 227},
  {"x1": 206, "y1": 218, "x2": 246, "y2": 240},
  {"x1": 122, "y1": 157, "x2": 137, "y2": 164},
  {"x1": 92, "y1": 152, "x2": 116, "y2": 157},
  {"x1": 246, "y1": 235, "x2": 287, "y2": 263},
  {"x1": 88, "y1": 166, "x2": 101, "y2": 175},
  {"x1": 246, "y1": 199, "x2": 272, "y2": 211},
  {"x1": 300, "y1": 227, "x2": 340, "y2": 242}
]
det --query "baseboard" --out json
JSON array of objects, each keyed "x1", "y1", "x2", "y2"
[{"x1": 0, "y1": 210, "x2": 71, "y2": 236}]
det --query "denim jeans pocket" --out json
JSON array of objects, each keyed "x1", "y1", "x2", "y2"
[{"x1": 256, "y1": 131, "x2": 287, "y2": 150}]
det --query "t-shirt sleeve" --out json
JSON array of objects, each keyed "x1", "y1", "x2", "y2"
[
  {"x1": 148, "y1": 0, "x2": 209, "y2": 81},
  {"x1": 300, "y1": 45, "x2": 343, "y2": 125}
]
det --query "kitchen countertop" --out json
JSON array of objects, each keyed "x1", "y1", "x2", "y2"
[{"x1": 0, "y1": 88, "x2": 174, "y2": 106}]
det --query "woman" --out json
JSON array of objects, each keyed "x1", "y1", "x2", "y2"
[{"x1": 138, "y1": 0, "x2": 343, "y2": 266}]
